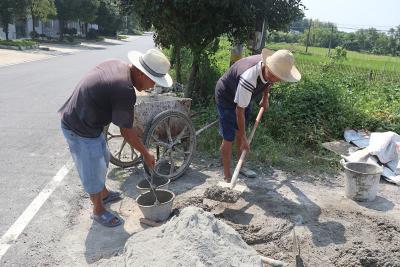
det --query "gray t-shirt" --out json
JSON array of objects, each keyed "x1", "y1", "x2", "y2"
[{"x1": 58, "y1": 59, "x2": 136, "y2": 138}]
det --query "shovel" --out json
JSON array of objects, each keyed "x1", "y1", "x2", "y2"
[
  {"x1": 144, "y1": 168, "x2": 160, "y2": 205},
  {"x1": 218, "y1": 106, "x2": 265, "y2": 192}
]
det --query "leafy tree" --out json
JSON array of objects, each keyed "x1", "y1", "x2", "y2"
[
  {"x1": 290, "y1": 18, "x2": 311, "y2": 33},
  {"x1": 76, "y1": 0, "x2": 99, "y2": 37},
  {"x1": 96, "y1": 0, "x2": 123, "y2": 36},
  {"x1": 388, "y1": 28, "x2": 397, "y2": 56},
  {"x1": 252, "y1": 0, "x2": 304, "y2": 54},
  {"x1": 26, "y1": 0, "x2": 57, "y2": 34},
  {"x1": 115, "y1": 0, "x2": 143, "y2": 34},
  {"x1": 0, "y1": 0, "x2": 26, "y2": 40},
  {"x1": 131, "y1": 0, "x2": 304, "y2": 99},
  {"x1": 55, "y1": 0, "x2": 79, "y2": 39}
]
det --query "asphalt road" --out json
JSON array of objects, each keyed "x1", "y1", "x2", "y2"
[{"x1": 0, "y1": 34, "x2": 155, "y2": 264}]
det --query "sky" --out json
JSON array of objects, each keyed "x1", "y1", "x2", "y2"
[{"x1": 301, "y1": 0, "x2": 400, "y2": 32}]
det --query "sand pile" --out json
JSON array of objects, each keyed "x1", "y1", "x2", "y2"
[{"x1": 96, "y1": 207, "x2": 261, "y2": 267}]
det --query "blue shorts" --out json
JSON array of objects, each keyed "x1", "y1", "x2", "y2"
[
  {"x1": 61, "y1": 123, "x2": 110, "y2": 194},
  {"x1": 217, "y1": 104, "x2": 251, "y2": 142}
]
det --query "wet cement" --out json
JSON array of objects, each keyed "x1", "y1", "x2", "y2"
[
  {"x1": 203, "y1": 185, "x2": 241, "y2": 203},
  {"x1": 331, "y1": 218, "x2": 400, "y2": 267}
]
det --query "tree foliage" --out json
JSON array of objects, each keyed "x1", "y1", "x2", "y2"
[
  {"x1": 54, "y1": 0, "x2": 78, "y2": 39},
  {"x1": 77, "y1": 0, "x2": 99, "y2": 25},
  {"x1": 76, "y1": 0, "x2": 100, "y2": 37},
  {"x1": 95, "y1": 0, "x2": 123, "y2": 36},
  {"x1": 0, "y1": 0, "x2": 26, "y2": 40},
  {"x1": 130, "y1": 0, "x2": 304, "y2": 99},
  {"x1": 26, "y1": 0, "x2": 57, "y2": 33},
  {"x1": 275, "y1": 18, "x2": 400, "y2": 56}
]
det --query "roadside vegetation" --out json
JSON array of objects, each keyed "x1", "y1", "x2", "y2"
[
  {"x1": 0, "y1": 0, "x2": 144, "y2": 43},
  {"x1": 0, "y1": 39, "x2": 37, "y2": 47},
  {"x1": 164, "y1": 37, "x2": 400, "y2": 174}
]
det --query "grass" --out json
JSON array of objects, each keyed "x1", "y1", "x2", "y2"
[
  {"x1": 0, "y1": 39, "x2": 37, "y2": 47},
  {"x1": 117, "y1": 34, "x2": 129, "y2": 40},
  {"x1": 266, "y1": 42, "x2": 400, "y2": 73},
  {"x1": 191, "y1": 104, "x2": 339, "y2": 175}
]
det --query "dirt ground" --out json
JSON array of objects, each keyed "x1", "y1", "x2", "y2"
[
  {"x1": 168, "y1": 156, "x2": 400, "y2": 267},
  {"x1": 24, "y1": 154, "x2": 399, "y2": 267}
]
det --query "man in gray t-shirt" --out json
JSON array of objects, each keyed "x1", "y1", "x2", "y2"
[{"x1": 59, "y1": 49, "x2": 173, "y2": 227}]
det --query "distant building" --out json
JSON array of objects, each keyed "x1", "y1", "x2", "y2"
[{"x1": 0, "y1": 16, "x2": 98, "y2": 39}]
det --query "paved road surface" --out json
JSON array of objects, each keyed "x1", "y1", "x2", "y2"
[{"x1": 0, "y1": 34, "x2": 155, "y2": 265}]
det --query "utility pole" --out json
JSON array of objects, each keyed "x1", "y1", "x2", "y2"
[
  {"x1": 328, "y1": 25, "x2": 334, "y2": 57},
  {"x1": 305, "y1": 19, "x2": 312, "y2": 53}
]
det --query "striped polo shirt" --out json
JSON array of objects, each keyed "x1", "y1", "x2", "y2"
[{"x1": 215, "y1": 54, "x2": 270, "y2": 109}]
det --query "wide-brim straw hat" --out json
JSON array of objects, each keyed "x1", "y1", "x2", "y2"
[
  {"x1": 261, "y1": 48, "x2": 301, "y2": 82},
  {"x1": 128, "y1": 49, "x2": 173, "y2": 88}
]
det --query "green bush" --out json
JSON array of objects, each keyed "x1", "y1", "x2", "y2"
[
  {"x1": 64, "y1": 28, "x2": 77, "y2": 36},
  {"x1": 86, "y1": 28, "x2": 99, "y2": 40},
  {"x1": 263, "y1": 68, "x2": 400, "y2": 147},
  {"x1": 0, "y1": 39, "x2": 37, "y2": 47},
  {"x1": 66, "y1": 35, "x2": 74, "y2": 43},
  {"x1": 30, "y1": 31, "x2": 39, "y2": 39}
]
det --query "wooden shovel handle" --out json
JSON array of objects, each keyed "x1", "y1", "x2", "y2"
[{"x1": 230, "y1": 107, "x2": 265, "y2": 189}]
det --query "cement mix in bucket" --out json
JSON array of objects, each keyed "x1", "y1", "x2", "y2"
[{"x1": 95, "y1": 207, "x2": 261, "y2": 266}]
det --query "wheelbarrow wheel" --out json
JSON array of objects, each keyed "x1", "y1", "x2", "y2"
[
  {"x1": 104, "y1": 124, "x2": 142, "y2": 168},
  {"x1": 143, "y1": 110, "x2": 196, "y2": 181}
]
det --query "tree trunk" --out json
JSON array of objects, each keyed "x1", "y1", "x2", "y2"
[
  {"x1": 259, "y1": 21, "x2": 268, "y2": 51},
  {"x1": 32, "y1": 16, "x2": 36, "y2": 34},
  {"x1": 59, "y1": 19, "x2": 64, "y2": 40},
  {"x1": 5, "y1": 24, "x2": 9, "y2": 40},
  {"x1": 31, "y1": 7, "x2": 36, "y2": 34},
  {"x1": 185, "y1": 52, "x2": 200, "y2": 98},
  {"x1": 230, "y1": 42, "x2": 243, "y2": 66},
  {"x1": 252, "y1": 16, "x2": 266, "y2": 55},
  {"x1": 175, "y1": 45, "x2": 182, "y2": 84},
  {"x1": 84, "y1": 23, "x2": 88, "y2": 37}
]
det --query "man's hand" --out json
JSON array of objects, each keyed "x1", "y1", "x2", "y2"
[
  {"x1": 143, "y1": 151, "x2": 155, "y2": 170},
  {"x1": 259, "y1": 97, "x2": 269, "y2": 109},
  {"x1": 240, "y1": 136, "x2": 250, "y2": 153},
  {"x1": 259, "y1": 86, "x2": 270, "y2": 110},
  {"x1": 120, "y1": 127, "x2": 155, "y2": 169}
]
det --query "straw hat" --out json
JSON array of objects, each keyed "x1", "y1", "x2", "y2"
[
  {"x1": 128, "y1": 49, "x2": 173, "y2": 87},
  {"x1": 261, "y1": 48, "x2": 301, "y2": 82}
]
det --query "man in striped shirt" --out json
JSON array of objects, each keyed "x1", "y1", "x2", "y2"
[{"x1": 215, "y1": 49, "x2": 301, "y2": 182}]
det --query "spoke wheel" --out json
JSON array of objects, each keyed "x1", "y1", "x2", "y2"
[
  {"x1": 104, "y1": 123, "x2": 141, "y2": 168},
  {"x1": 143, "y1": 110, "x2": 196, "y2": 181}
]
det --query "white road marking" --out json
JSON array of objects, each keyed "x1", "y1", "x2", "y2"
[{"x1": 0, "y1": 161, "x2": 73, "y2": 260}]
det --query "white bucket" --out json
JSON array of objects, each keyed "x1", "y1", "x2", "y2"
[{"x1": 343, "y1": 161, "x2": 382, "y2": 202}]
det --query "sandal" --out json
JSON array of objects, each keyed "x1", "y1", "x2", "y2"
[
  {"x1": 102, "y1": 190, "x2": 122, "y2": 204},
  {"x1": 91, "y1": 210, "x2": 123, "y2": 227},
  {"x1": 239, "y1": 167, "x2": 257, "y2": 178}
]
